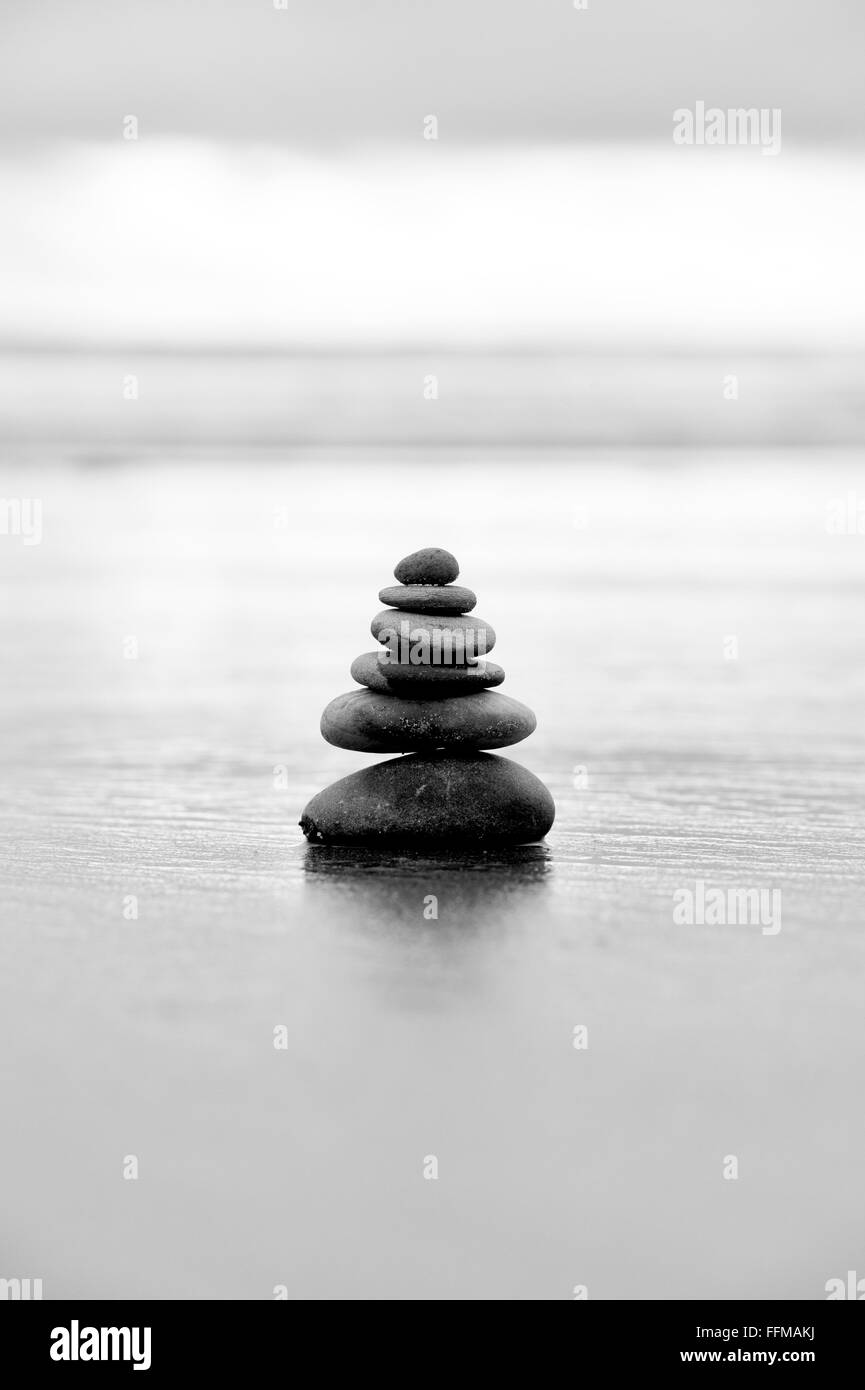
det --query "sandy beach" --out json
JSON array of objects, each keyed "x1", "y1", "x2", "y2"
[{"x1": 2, "y1": 446, "x2": 863, "y2": 1298}]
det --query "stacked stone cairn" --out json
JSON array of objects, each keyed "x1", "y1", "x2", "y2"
[{"x1": 300, "y1": 547, "x2": 555, "y2": 846}]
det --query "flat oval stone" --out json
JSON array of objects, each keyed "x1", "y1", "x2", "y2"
[
  {"x1": 378, "y1": 584, "x2": 476, "y2": 614},
  {"x1": 300, "y1": 752, "x2": 555, "y2": 846},
  {"x1": 351, "y1": 651, "x2": 505, "y2": 696},
  {"x1": 394, "y1": 547, "x2": 459, "y2": 586},
  {"x1": 321, "y1": 689, "x2": 535, "y2": 752},
  {"x1": 371, "y1": 609, "x2": 496, "y2": 659}
]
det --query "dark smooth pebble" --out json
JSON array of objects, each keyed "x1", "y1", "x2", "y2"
[
  {"x1": 370, "y1": 609, "x2": 496, "y2": 659},
  {"x1": 300, "y1": 751, "x2": 555, "y2": 846},
  {"x1": 350, "y1": 650, "x2": 505, "y2": 696},
  {"x1": 393, "y1": 547, "x2": 459, "y2": 586},
  {"x1": 378, "y1": 584, "x2": 476, "y2": 614},
  {"x1": 320, "y1": 688, "x2": 535, "y2": 753}
]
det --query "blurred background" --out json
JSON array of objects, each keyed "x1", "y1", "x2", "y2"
[
  {"x1": 1, "y1": 0, "x2": 865, "y2": 446},
  {"x1": 2, "y1": 1, "x2": 865, "y2": 1301}
]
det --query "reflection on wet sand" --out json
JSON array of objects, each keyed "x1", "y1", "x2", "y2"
[{"x1": 302, "y1": 842, "x2": 552, "y2": 932}]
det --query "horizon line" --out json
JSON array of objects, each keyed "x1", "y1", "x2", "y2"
[{"x1": 2, "y1": 342, "x2": 864, "y2": 359}]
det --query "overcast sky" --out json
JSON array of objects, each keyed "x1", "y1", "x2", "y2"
[
  {"x1": 3, "y1": 2, "x2": 863, "y2": 350},
  {"x1": 2, "y1": 142, "x2": 863, "y2": 350},
  {"x1": 2, "y1": 0, "x2": 863, "y2": 145}
]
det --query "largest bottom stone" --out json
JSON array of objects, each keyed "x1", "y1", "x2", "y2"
[{"x1": 300, "y1": 752, "x2": 555, "y2": 847}]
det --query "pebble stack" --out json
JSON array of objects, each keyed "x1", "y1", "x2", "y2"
[{"x1": 300, "y1": 547, "x2": 555, "y2": 847}]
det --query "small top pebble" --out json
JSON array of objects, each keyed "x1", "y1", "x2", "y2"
[{"x1": 394, "y1": 547, "x2": 459, "y2": 586}]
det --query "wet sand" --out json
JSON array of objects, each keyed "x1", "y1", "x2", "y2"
[{"x1": 1, "y1": 449, "x2": 863, "y2": 1298}]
